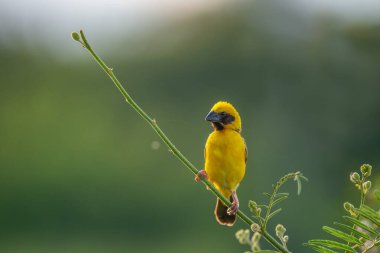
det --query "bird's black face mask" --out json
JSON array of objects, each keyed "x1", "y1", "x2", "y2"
[{"x1": 205, "y1": 111, "x2": 235, "y2": 130}]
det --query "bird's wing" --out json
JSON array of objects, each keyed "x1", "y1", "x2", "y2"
[{"x1": 244, "y1": 138, "x2": 248, "y2": 164}]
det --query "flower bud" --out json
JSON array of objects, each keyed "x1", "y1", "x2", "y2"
[
  {"x1": 251, "y1": 223, "x2": 261, "y2": 232},
  {"x1": 275, "y1": 224, "x2": 286, "y2": 238},
  {"x1": 71, "y1": 32, "x2": 80, "y2": 41},
  {"x1": 360, "y1": 164, "x2": 372, "y2": 177},
  {"x1": 235, "y1": 229, "x2": 244, "y2": 238},
  {"x1": 363, "y1": 181, "x2": 372, "y2": 194},
  {"x1": 283, "y1": 235, "x2": 289, "y2": 243},
  {"x1": 235, "y1": 229, "x2": 251, "y2": 245},
  {"x1": 252, "y1": 232, "x2": 261, "y2": 243},
  {"x1": 350, "y1": 172, "x2": 361, "y2": 183},
  {"x1": 343, "y1": 202, "x2": 354, "y2": 212},
  {"x1": 248, "y1": 201, "x2": 261, "y2": 216},
  {"x1": 343, "y1": 202, "x2": 357, "y2": 216},
  {"x1": 248, "y1": 200, "x2": 257, "y2": 209}
]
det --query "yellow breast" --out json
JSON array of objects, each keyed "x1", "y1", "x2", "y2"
[{"x1": 204, "y1": 130, "x2": 246, "y2": 197}]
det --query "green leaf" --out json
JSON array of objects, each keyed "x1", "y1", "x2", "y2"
[
  {"x1": 267, "y1": 208, "x2": 282, "y2": 220},
  {"x1": 361, "y1": 205, "x2": 380, "y2": 220},
  {"x1": 252, "y1": 251, "x2": 279, "y2": 253},
  {"x1": 295, "y1": 176, "x2": 302, "y2": 195},
  {"x1": 322, "y1": 226, "x2": 362, "y2": 245},
  {"x1": 343, "y1": 216, "x2": 379, "y2": 235},
  {"x1": 304, "y1": 243, "x2": 339, "y2": 253},
  {"x1": 358, "y1": 205, "x2": 380, "y2": 225},
  {"x1": 275, "y1": 192, "x2": 289, "y2": 197},
  {"x1": 294, "y1": 174, "x2": 308, "y2": 195},
  {"x1": 272, "y1": 195, "x2": 288, "y2": 206},
  {"x1": 307, "y1": 239, "x2": 356, "y2": 252},
  {"x1": 333, "y1": 222, "x2": 372, "y2": 241},
  {"x1": 355, "y1": 208, "x2": 380, "y2": 227},
  {"x1": 299, "y1": 174, "x2": 309, "y2": 182},
  {"x1": 263, "y1": 192, "x2": 271, "y2": 198},
  {"x1": 256, "y1": 204, "x2": 269, "y2": 209}
]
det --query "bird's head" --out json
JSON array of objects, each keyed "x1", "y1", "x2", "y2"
[{"x1": 205, "y1": 101, "x2": 242, "y2": 132}]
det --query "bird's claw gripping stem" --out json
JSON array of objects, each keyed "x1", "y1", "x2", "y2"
[
  {"x1": 227, "y1": 202, "x2": 239, "y2": 215},
  {"x1": 195, "y1": 170, "x2": 209, "y2": 182},
  {"x1": 227, "y1": 191, "x2": 239, "y2": 215}
]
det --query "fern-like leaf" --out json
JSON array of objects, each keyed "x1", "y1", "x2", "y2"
[
  {"x1": 275, "y1": 192, "x2": 289, "y2": 197},
  {"x1": 333, "y1": 222, "x2": 372, "y2": 241},
  {"x1": 304, "y1": 243, "x2": 338, "y2": 253},
  {"x1": 252, "y1": 251, "x2": 279, "y2": 253},
  {"x1": 267, "y1": 208, "x2": 282, "y2": 220},
  {"x1": 307, "y1": 239, "x2": 357, "y2": 252},
  {"x1": 322, "y1": 226, "x2": 362, "y2": 245},
  {"x1": 272, "y1": 195, "x2": 289, "y2": 206},
  {"x1": 361, "y1": 205, "x2": 380, "y2": 219},
  {"x1": 343, "y1": 216, "x2": 379, "y2": 235},
  {"x1": 263, "y1": 192, "x2": 271, "y2": 198},
  {"x1": 355, "y1": 205, "x2": 380, "y2": 227}
]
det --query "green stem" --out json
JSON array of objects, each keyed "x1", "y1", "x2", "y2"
[
  {"x1": 360, "y1": 180, "x2": 366, "y2": 208},
  {"x1": 74, "y1": 30, "x2": 290, "y2": 253},
  {"x1": 346, "y1": 178, "x2": 366, "y2": 253}
]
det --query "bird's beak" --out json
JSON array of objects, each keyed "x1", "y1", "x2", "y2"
[{"x1": 205, "y1": 111, "x2": 222, "y2": 122}]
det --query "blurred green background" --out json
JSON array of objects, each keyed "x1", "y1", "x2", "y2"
[{"x1": 0, "y1": 1, "x2": 380, "y2": 252}]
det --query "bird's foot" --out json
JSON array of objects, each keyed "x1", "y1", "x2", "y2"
[
  {"x1": 227, "y1": 191, "x2": 239, "y2": 215},
  {"x1": 227, "y1": 201, "x2": 239, "y2": 215},
  {"x1": 195, "y1": 170, "x2": 209, "y2": 182}
]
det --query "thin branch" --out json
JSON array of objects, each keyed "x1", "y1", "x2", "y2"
[
  {"x1": 263, "y1": 172, "x2": 304, "y2": 229},
  {"x1": 72, "y1": 30, "x2": 291, "y2": 253}
]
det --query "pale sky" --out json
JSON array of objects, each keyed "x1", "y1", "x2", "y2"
[
  {"x1": 1, "y1": 0, "x2": 379, "y2": 33},
  {"x1": 0, "y1": 0, "x2": 227, "y2": 35},
  {"x1": 0, "y1": 0, "x2": 379, "y2": 51}
]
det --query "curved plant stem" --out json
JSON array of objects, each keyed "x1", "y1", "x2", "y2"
[
  {"x1": 360, "y1": 180, "x2": 366, "y2": 208},
  {"x1": 73, "y1": 30, "x2": 291, "y2": 253}
]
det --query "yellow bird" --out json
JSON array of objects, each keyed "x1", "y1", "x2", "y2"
[{"x1": 196, "y1": 101, "x2": 247, "y2": 226}]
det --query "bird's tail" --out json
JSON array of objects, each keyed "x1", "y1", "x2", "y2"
[{"x1": 214, "y1": 197, "x2": 236, "y2": 226}]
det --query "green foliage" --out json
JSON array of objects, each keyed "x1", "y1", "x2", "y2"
[
  {"x1": 250, "y1": 172, "x2": 308, "y2": 229},
  {"x1": 305, "y1": 164, "x2": 380, "y2": 253},
  {"x1": 237, "y1": 172, "x2": 307, "y2": 252}
]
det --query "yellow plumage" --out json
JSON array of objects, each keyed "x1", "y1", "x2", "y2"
[
  {"x1": 205, "y1": 130, "x2": 246, "y2": 198},
  {"x1": 202, "y1": 101, "x2": 247, "y2": 226}
]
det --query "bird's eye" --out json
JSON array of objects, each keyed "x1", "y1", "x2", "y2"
[{"x1": 220, "y1": 111, "x2": 227, "y2": 116}]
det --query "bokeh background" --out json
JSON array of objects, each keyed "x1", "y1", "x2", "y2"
[{"x1": 1, "y1": 0, "x2": 380, "y2": 252}]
